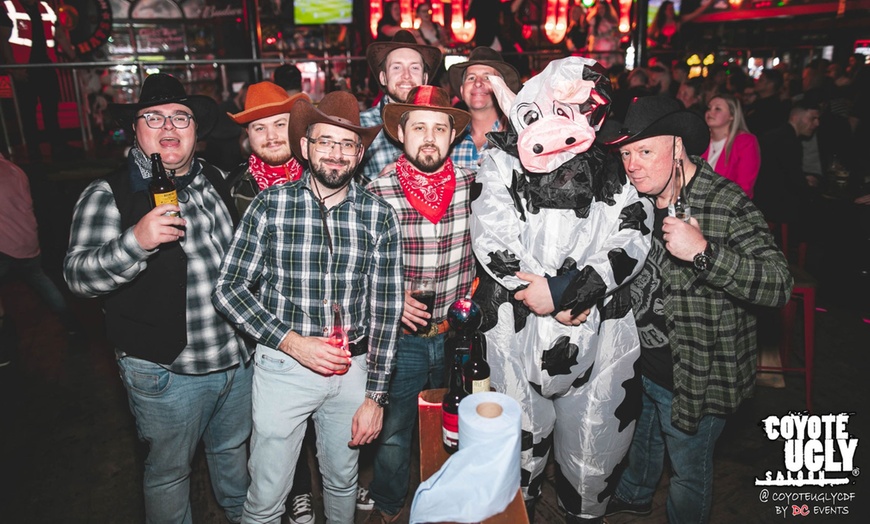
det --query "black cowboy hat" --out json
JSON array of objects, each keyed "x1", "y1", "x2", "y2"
[
  {"x1": 366, "y1": 30, "x2": 443, "y2": 77},
  {"x1": 109, "y1": 73, "x2": 219, "y2": 138},
  {"x1": 603, "y1": 95, "x2": 709, "y2": 155},
  {"x1": 288, "y1": 91, "x2": 382, "y2": 160},
  {"x1": 448, "y1": 47, "x2": 521, "y2": 95}
]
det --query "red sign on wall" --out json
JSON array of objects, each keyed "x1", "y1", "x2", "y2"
[{"x1": 0, "y1": 75, "x2": 12, "y2": 98}]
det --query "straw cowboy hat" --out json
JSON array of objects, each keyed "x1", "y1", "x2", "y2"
[
  {"x1": 288, "y1": 91, "x2": 382, "y2": 159},
  {"x1": 366, "y1": 29, "x2": 443, "y2": 76},
  {"x1": 110, "y1": 73, "x2": 219, "y2": 138},
  {"x1": 603, "y1": 95, "x2": 710, "y2": 155},
  {"x1": 448, "y1": 46, "x2": 522, "y2": 95},
  {"x1": 381, "y1": 85, "x2": 471, "y2": 144},
  {"x1": 228, "y1": 81, "x2": 310, "y2": 125}
]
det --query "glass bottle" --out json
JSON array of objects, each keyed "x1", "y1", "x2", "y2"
[
  {"x1": 329, "y1": 303, "x2": 350, "y2": 375},
  {"x1": 463, "y1": 332, "x2": 491, "y2": 394},
  {"x1": 149, "y1": 153, "x2": 179, "y2": 217},
  {"x1": 442, "y1": 353, "x2": 467, "y2": 453}
]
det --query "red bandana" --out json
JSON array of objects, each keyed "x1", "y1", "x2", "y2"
[
  {"x1": 248, "y1": 154, "x2": 303, "y2": 190},
  {"x1": 395, "y1": 155, "x2": 456, "y2": 224}
]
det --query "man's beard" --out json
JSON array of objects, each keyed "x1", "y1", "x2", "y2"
[
  {"x1": 407, "y1": 146, "x2": 445, "y2": 173},
  {"x1": 255, "y1": 141, "x2": 292, "y2": 166},
  {"x1": 311, "y1": 158, "x2": 356, "y2": 189}
]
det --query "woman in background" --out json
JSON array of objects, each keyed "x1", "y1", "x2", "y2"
[
  {"x1": 415, "y1": 2, "x2": 448, "y2": 49},
  {"x1": 702, "y1": 93, "x2": 761, "y2": 197}
]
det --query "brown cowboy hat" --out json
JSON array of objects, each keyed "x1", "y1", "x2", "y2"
[
  {"x1": 288, "y1": 91, "x2": 382, "y2": 159},
  {"x1": 109, "y1": 73, "x2": 219, "y2": 138},
  {"x1": 366, "y1": 29, "x2": 442, "y2": 78},
  {"x1": 448, "y1": 47, "x2": 522, "y2": 96},
  {"x1": 602, "y1": 95, "x2": 709, "y2": 156},
  {"x1": 228, "y1": 81, "x2": 310, "y2": 125},
  {"x1": 382, "y1": 86, "x2": 471, "y2": 144}
]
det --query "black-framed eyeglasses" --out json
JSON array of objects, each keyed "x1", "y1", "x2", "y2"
[
  {"x1": 137, "y1": 112, "x2": 194, "y2": 129},
  {"x1": 307, "y1": 136, "x2": 361, "y2": 156}
]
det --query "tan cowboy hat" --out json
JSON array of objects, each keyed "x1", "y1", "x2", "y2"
[
  {"x1": 602, "y1": 96, "x2": 710, "y2": 155},
  {"x1": 366, "y1": 29, "x2": 443, "y2": 77},
  {"x1": 448, "y1": 47, "x2": 521, "y2": 96},
  {"x1": 382, "y1": 86, "x2": 471, "y2": 144},
  {"x1": 288, "y1": 91, "x2": 382, "y2": 159},
  {"x1": 228, "y1": 81, "x2": 310, "y2": 125},
  {"x1": 109, "y1": 73, "x2": 219, "y2": 138}
]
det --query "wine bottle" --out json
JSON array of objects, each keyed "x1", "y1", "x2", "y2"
[
  {"x1": 329, "y1": 303, "x2": 350, "y2": 375},
  {"x1": 464, "y1": 332, "x2": 491, "y2": 394},
  {"x1": 149, "y1": 153, "x2": 179, "y2": 217},
  {"x1": 442, "y1": 353, "x2": 467, "y2": 453}
]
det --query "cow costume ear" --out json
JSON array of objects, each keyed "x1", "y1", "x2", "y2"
[{"x1": 488, "y1": 75, "x2": 517, "y2": 120}]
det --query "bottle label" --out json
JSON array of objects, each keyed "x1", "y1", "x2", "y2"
[
  {"x1": 442, "y1": 411, "x2": 459, "y2": 449},
  {"x1": 152, "y1": 190, "x2": 178, "y2": 207},
  {"x1": 471, "y1": 377, "x2": 491, "y2": 394}
]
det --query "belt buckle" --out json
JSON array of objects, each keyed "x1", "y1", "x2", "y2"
[{"x1": 419, "y1": 320, "x2": 442, "y2": 338}]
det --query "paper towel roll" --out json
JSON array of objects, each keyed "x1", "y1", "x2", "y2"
[{"x1": 410, "y1": 392, "x2": 522, "y2": 524}]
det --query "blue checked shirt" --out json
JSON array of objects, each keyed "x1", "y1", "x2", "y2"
[
  {"x1": 450, "y1": 119, "x2": 505, "y2": 172},
  {"x1": 64, "y1": 158, "x2": 249, "y2": 374},
  {"x1": 359, "y1": 98, "x2": 403, "y2": 183},
  {"x1": 212, "y1": 171, "x2": 405, "y2": 395}
]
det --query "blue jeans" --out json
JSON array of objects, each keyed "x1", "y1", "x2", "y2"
[
  {"x1": 244, "y1": 344, "x2": 368, "y2": 524},
  {"x1": 117, "y1": 356, "x2": 253, "y2": 524},
  {"x1": 0, "y1": 253, "x2": 76, "y2": 331},
  {"x1": 370, "y1": 333, "x2": 446, "y2": 516},
  {"x1": 614, "y1": 376, "x2": 725, "y2": 524}
]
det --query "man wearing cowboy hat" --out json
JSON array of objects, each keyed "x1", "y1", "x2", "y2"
[
  {"x1": 448, "y1": 47, "x2": 521, "y2": 171},
  {"x1": 359, "y1": 29, "x2": 442, "y2": 182},
  {"x1": 64, "y1": 73, "x2": 252, "y2": 523},
  {"x1": 226, "y1": 80, "x2": 316, "y2": 524},
  {"x1": 603, "y1": 96, "x2": 792, "y2": 522},
  {"x1": 363, "y1": 86, "x2": 474, "y2": 524},
  {"x1": 213, "y1": 91, "x2": 404, "y2": 524},
  {"x1": 225, "y1": 81, "x2": 310, "y2": 216}
]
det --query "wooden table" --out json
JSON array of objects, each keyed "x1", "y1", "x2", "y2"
[{"x1": 416, "y1": 389, "x2": 529, "y2": 524}]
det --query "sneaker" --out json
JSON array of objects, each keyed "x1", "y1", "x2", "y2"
[
  {"x1": 604, "y1": 496, "x2": 652, "y2": 517},
  {"x1": 362, "y1": 509, "x2": 400, "y2": 524},
  {"x1": 356, "y1": 486, "x2": 374, "y2": 511},
  {"x1": 287, "y1": 492, "x2": 313, "y2": 524}
]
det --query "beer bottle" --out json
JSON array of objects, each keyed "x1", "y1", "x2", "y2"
[
  {"x1": 329, "y1": 303, "x2": 350, "y2": 375},
  {"x1": 442, "y1": 353, "x2": 467, "y2": 453},
  {"x1": 149, "y1": 153, "x2": 179, "y2": 216},
  {"x1": 464, "y1": 332, "x2": 491, "y2": 394}
]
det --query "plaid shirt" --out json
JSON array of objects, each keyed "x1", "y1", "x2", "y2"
[
  {"x1": 366, "y1": 163, "x2": 476, "y2": 323},
  {"x1": 212, "y1": 171, "x2": 404, "y2": 395},
  {"x1": 634, "y1": 157, "x2": 793, "y2": 432},
  {"x1": 449, "y1": 119, "x2": 504, "y2": 172},
  {"x1": 359, "y1": 98, "x2": 403, "y2": 183},
  {"x1": 64, "y1": 158, "x2": 249, "y2": 374}
]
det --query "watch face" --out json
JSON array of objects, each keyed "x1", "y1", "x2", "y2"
[{"x1": 694, "y1": 253, "x2": 710, "y2": 271}]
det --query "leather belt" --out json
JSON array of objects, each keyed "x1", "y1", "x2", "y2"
[
  {"x1": 405, "y1": 319, "x2": 450, "y2": 338},
  {"x1": 349, "y1": 336, "x2": 368, "y2": 356}
]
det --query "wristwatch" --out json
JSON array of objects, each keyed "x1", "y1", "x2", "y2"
[
  {"x1": 693, "y1": 242, "x2": 715, "y2": 271},
  {"x1": 365, "y1": 391, "x2": 390, "y2": 407}
]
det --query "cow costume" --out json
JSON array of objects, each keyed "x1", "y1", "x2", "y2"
[{"x1": 470, "y1": 57, "x2": 653, "y2": 520}]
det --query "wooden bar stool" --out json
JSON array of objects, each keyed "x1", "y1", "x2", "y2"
[{"x1": 760, "y1": 222, "x2": 816, "y2": 411}]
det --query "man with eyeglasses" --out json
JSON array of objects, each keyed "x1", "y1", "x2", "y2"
[
  {"x1": 213, "y1": 91, "x2": 403, "y2": 524},
  {"x1": 64, "y1": 73, "x2": 252, "y2": 523}
]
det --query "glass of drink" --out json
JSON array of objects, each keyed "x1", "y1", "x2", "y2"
[{"x1": 410, "y1": 276, "x2": 436, "y2": 333}]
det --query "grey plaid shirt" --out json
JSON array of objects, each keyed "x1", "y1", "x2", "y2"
[
  {"x1": 64, "y1": 158, "x2": 249, "y2": 374},
  {"x1": 212, "y1": 171, "x2": 404, "y2": 395},
  {"x1": 359, "y1": 98, "x2": 403, "y2": 183}
]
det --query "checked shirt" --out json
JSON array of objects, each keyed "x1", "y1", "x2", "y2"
[
  {"x1": 635, "y1": 157, "x2": 793, "y2": 432},
  {"x1": 359, "y1": 97, "x2": 403, "y2": 183},
  {"x1": 449, "y1": 119, "x2": 504, "y2": 173},
  {"x1": 212, "y1": 172, "x2": 404, "y2": 394},
  {"x1": 366, "y1": 164, "x2": 476, "y2": 323}
]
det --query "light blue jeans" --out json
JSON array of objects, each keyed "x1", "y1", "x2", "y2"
[
  {"x1": 117, "y1": 356, "x2": 253, "y2": 524},
  {"x1": 369, "y1": 334, "x2": 446, "y2": 516},
  {"x1": 243, "y1": 344, "x2": 368, "y2": 524},
  {"x1": 614, "y1": 376, "x2": 726, "y2": 524}
]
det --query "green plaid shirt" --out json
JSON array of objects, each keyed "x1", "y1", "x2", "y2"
[{"x1": 636, "y1": 157, "x2": 793, "y2": 433}]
